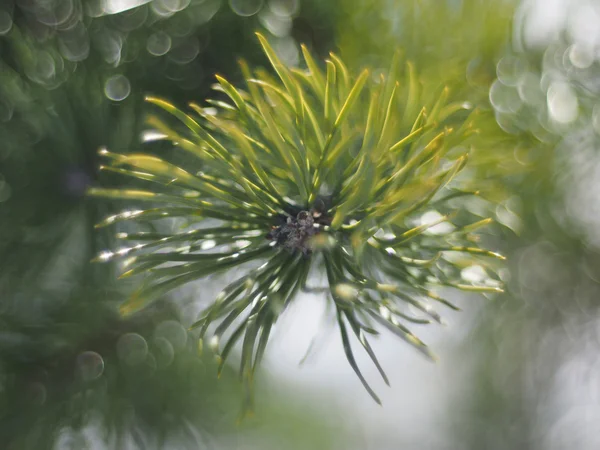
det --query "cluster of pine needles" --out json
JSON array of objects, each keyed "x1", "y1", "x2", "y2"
[{"x1": 89, "y1": 33, "x2": 505, "y2": 410}]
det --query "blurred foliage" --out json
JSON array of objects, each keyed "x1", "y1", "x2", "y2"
[
  {"x1": 336, "y1": 0, "x2": 515, "y2": 99},
  {"x1": 443, "y1": 2, "x2": 600, "y2": 449},
  {"x1": 0, "y1": 0, "x2": 345, "y2": 448},
  {"x1": 3, "y1": 0, "x2": 600, "y2": 448}
]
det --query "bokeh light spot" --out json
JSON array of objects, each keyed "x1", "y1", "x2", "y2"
[
  {"x1": 568, "y1": 44, "x2": 594, "y2": 69},
  {"x1": 36, "y1": 0, "x2": 75, "y2": 27},
  {"x1": 58, "y1": 23, "x2": 90, "y2": 62},
  {"x1": 168, "y1": 38, "x2": 200, "y2": 64},
  {"x1": 147, "y1": 31, "x2": 172, "y2": 56},
  {"x1": 271, "y1": 36, "x2": 299, "y2": 66},
  {"x1": 117, "y1": 333, "x2": 148, "y2": 365},
  {"x1": 229, "y1": 0, "x2": 263, "y2": 17},
  {"x1": 76, "y1": 351, "x2": 105, "y2": 381},
  {"x1": 104, "y1": 74, "x2": 131, "y2": 101},
  {"x1": 154, "y1": 320, "x2": 188, "y2": 351},
  {"x1": 153, "y1": 337, "x2": 175, "y2": 368},
  {"x1": 489, "y1": 79, "x2": 522, "y2": 114},
  {"x1": 27, "y1": 51, "x2": 56, "y2": 85},
  {"x1": 186, "y1": 0, "x2": 221, "y2": 25},
  {"x1": 517, "y1": 72, "x2": 545, "y2": 106},
  {"x1": 0, "y1": 11, "x2": 13, "y2": 35},
  {"x1": 157, "y1": 0, "x2": 191, "y2": 13},
  {"x1": 268, "y1": 0, "x2": 298, "y2": 17},
  {"x1": 547, "y1": 81, "x2": 578, "y2": 124},
  {"x1": 259, "y1": 9, "x2": 292, "y2": 37},
  {"x1": 496, "y1": 55, "x2": 528, "y2": 87}
]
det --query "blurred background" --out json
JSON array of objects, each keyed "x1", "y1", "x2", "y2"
[{"x1": 1, "y1": 0, "x2": 600, "y2": 448}]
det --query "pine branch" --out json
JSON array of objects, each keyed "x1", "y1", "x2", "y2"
[{"x1": 89, "y1": 33, "x2": 506, "y2": 410}]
